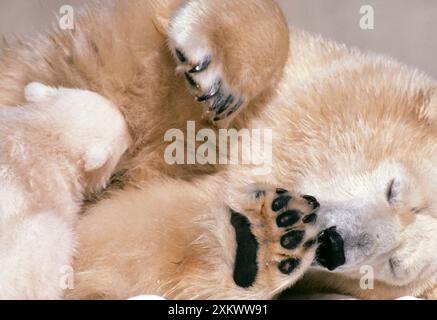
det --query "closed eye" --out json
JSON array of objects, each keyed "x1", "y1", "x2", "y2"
[{"x1": 386, "y1": 178, "x2": 400, "y2": 204}]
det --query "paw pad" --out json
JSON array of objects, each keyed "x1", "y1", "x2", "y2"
[
  {"x1": 278, "y1": 258, "x2": 301, "y2": 275},
  {"x1": 280, "y1": 230, "x2": 305, "y2": 250},
  {"x1": 302, "y1": 213, "x2": 317, "y2": 224},
  {"x1": 276, "y1": 210, "x2": 301, "y2": 228},
  {"x1": 230, "y1": 188, "x2": 321, "y2": 288},
  {"x1": 271, "y1": 195, "x2": 292, "y2": 212}
]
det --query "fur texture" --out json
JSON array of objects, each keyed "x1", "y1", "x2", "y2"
[
  {"x1": 0, "y1": 83, "x2": 130, "y2": 299},
  {"x1": 0, "y1": 0, "x2": 436, "y2": 299}
]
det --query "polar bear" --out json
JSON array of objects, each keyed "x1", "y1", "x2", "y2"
[
  {"x1": 0, "y1": 0, "x2": 436, "y2": 299},
  {"x1": 0, "y1": 83, "x2": 130, "y2": 299}
]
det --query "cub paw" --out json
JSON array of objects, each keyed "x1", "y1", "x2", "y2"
[
  {"x1": 169, "y1": 39, "x2": 245, "y2": 126},
  {"x1": 167, "y1": 0, "x2": 289, "y2": 128},
  {"x1": 230, "y1": 188, "x2": 320, "y2": 291}
]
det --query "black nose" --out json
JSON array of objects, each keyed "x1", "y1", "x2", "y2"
[{"x1": 316, "y1": 227, "x2": 346, "y2": 271}]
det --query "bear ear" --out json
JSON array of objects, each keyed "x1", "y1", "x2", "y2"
[
  {"x1": 83, "y1": 146, "x2": 110, "y2": 172},
  {"x1": 24, "y1": 82, "x2": 58, "y2": 103}
]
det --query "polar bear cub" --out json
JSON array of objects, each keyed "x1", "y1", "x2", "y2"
[{"x1": 0, "y1": 83, "x2": 131, "y2": 299}]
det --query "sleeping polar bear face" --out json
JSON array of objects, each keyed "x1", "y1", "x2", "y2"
[
  {"x1": 305, "y1": 160, "x2": 437, "y2": 286},
  {"x1": 289, "y1": 73, "x2": 437, "y2": 295}
]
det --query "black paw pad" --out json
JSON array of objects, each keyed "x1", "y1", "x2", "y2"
[
  {"x1": 276, "y1": 210, "x2": 301, "y2": 228},
  {"x1": 281, "y1": 230, "x2": 305, "y2": 250},
  {"x1": 278, "y1": 258, "x2": 301, "y2": 275},
  {"x1": 302, "y1": 213, "x2": 317, "y2": 224},
  {"x1": 302, "y1": 195, "x2": 320, "y2": 210},
  {"x1": 303, "y1": 238, "x2": 317, "y2": 249},
  {"x1": 231, "y1": 211, "x2": 259, "y2": 288},
  {"x1": 272, "y1": 195, "x2": 292, "y2": 212}
]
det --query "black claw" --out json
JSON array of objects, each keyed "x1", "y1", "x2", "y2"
[
  {"x1": 223, "y1": 98, "x2": 244, "y2": 117},
  {"x1": 196, "y1": 80, "x2": 222, "y2": 102},
  {"x1": 280, "y1": 230, "x2": 305, "y2": 250},
  {"x1": 216, "y1": 95, "x2": 234, "y2": 114},
  {"x1": 302, "y1": 195, "x2": 320, "y2": 210},
  {"x1": 302, "y1": 213, "x2": 317, "y2": 224},
  {"x1": 278, "y1": 258, "x2": 301, "y2": 275},
  {"x1": 211, "y1": 90, "x2": 224, "y2": 110},
  {"x1": 276, "y1": 210, "x2": 301, "y2": 228},
  {"x1": 175, "y1": 48, "x2": 187, "y2": 63},
  {"x1": 189, "y1": 58, "x2": 211, "y2": 73},
  {"x1": 271, "y1": 195, "x2": 292, "y2": 212},
  {"x1": 276, "y1": 188, "x2": 288, "y2": 195},
  {"x1": 230, "y1": 98, "x2": 244, "y2": 112},
  {"x1": 184, "y1": 72, "x2": 200, "y2": 89}
]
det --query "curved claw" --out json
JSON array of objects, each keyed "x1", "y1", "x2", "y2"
[
  {"x1": 189, "y1": 58, "x2": 211, "y2": 73},
  {"x1": 184, "y1": 72, "x2": 200, "y2": 89},
  {"x1": 215, "y1": 94, "x2": 235, "y2": 114},
  {"x1": 213, "y1": 98, "x2": 244, "y2": 122},
  {"x1": 196, "y1": 80, "x2": 222, "y2": 102},
  {"x1": 175, "y1": 48, "x2": 187, "y2": 63}
]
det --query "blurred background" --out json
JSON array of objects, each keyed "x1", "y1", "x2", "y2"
[{"x1": 0, "y1": 0, "x2": 436, "y2": 78}]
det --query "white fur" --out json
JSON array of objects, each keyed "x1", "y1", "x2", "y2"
[
  {"x1": 0, "y1": 83, "x2": 131, "y2": 299},
  {"x1": 168, "y1": 2, "x2": 241, "y2": 126},
  {"x1": 0, "y1": 212, "x2": 73, "y2": 300},
  {"x1": 300, "y1": 159, "x2": 437, "y2": 287},
  {"x1": 24, "y1": 82, "x2": 58, "y2": 103},
  {"x1": 169, "y1": 11, "x2": 223, "y2": 101},
  {"x1": 168, "y1": 1, "x2": 212, "y2": 63}
]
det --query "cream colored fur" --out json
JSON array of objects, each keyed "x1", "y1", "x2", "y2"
[
  {"x1": 0, "y1": 0, "x2": 436, "y2": 299},
  {"x1": 0, "y1": 83, "x2": 130, "y2": 299}
]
